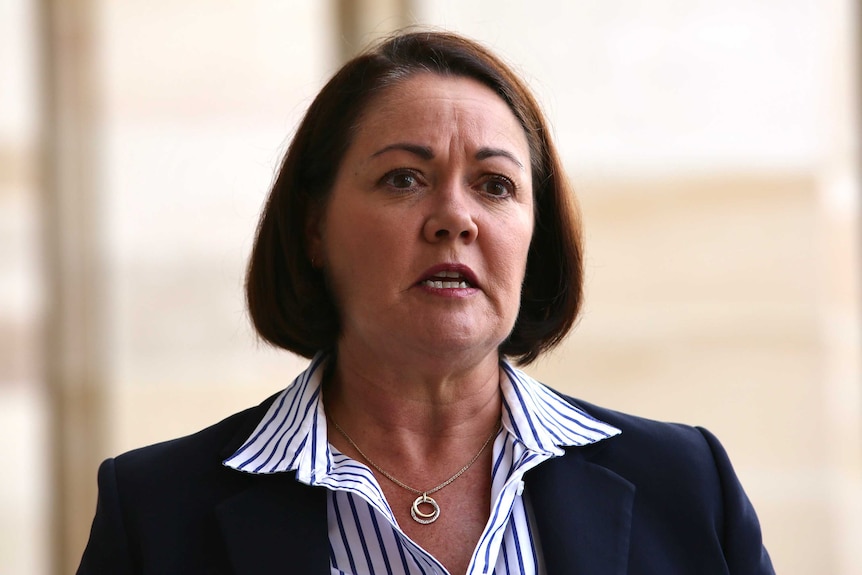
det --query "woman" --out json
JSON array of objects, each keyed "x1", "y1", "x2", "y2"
[{"x1": 78, "y1": 30, "x2": 774, "y2": 574}]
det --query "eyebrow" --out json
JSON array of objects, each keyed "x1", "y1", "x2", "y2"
[
  {"x1": 371, "y1": 143, "x2": 525, "y2": 170},
  {"x1": 371, "y1": 143, "x2": 434, "y2": 160},
  {"x1": 475, "y1": 147, "x2": 525, "y2": 170}
]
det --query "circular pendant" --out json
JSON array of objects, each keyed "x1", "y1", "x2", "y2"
[{"x1": 410, "y1": 493, "x2": 440, "y2": 524}]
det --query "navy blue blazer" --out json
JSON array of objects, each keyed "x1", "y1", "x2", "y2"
[{"x1": 77, "y1": 391, "x2": 775, "y2": 574}]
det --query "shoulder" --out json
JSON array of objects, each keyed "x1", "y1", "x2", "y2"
[
  {"x1": 550, "y1": 392, "x2": 774, "y2": 572},
  {"x1": 542, "y1": 390, "x2": 740, "y2": 520},
  {"x1": 561, "y1": 393, "x2": 725, "y2": 476},
  {"x1": 79, "y1": 392, "x2": 287, "y2": 573},
  {"x1": 104, "y1": 391, "x2": 282, "y2": 502}
]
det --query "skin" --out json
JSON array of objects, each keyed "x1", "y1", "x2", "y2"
[{"x1": 309, "y1": 73, "x2": 534, "y2": 575}]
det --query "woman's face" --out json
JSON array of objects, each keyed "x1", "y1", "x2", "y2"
[{"x1": 311, "y1": 73, "x2": 534, "y2": 364}]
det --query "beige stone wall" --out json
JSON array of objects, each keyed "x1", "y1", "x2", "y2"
[
  {"x1": 0, "y1": 0, "x2": 48, "y2": 573},
  {"x1": 0, "y1": 1, "x2": 858, "y2": 574},
  {"x1": 528, "y1": 172, "x2": 860, "y2": 574}
]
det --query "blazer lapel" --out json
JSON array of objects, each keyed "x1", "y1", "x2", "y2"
[
  {"x1": 526, "y1": 447, "x2": 635, "y2": 575},
  {"x1": 216, "y1": 472, "x2": 330, "y2": 575}
]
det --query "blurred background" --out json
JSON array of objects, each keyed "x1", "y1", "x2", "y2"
[{"x1": 1, "y1": 0, "x2": 860, "y2": 573}]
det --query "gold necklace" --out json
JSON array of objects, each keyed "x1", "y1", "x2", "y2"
[{"x1": 331, "y1": 419, "x2": 500, "y2": 524}]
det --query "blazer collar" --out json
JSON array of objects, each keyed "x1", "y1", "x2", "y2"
[
  {"x1": 215, "y1": 393, "x2": 331, "y2": 575},
  {"x1": 526, "y1": 443, "x2": 635, "y2": 575},
  {"x1": 214, "y1": 447, "x2": 635, "y2": 575},
  {"x1": 215, "y1": 472, "x2": 330, "y2": 575},
  {"x1": 214, "y1": 383, "x2": 634, "y2": 575}
]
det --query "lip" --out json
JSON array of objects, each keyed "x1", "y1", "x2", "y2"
[{"x1": 416, "y1": 263, "x2": 480, "y2": 289}]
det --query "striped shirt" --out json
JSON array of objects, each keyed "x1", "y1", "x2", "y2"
[{"x1": 224, "y1": 353, "x2": 621, "y2": 574}]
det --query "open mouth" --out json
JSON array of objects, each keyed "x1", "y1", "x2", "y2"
[{"x1": 420, "y1": 270, "x2": 472, "y2": 289}]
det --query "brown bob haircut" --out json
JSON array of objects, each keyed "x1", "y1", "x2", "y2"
[{"x1": 246, "y1": 30, "x2": 584, "y2": 365}]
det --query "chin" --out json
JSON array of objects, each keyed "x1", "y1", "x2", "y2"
[{"x1": 413, "y1": 331, "x2": 507, "y2": 361}]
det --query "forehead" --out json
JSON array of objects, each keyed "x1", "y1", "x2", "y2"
[{"x1": 351, "y1": 73, "x2": 529, "y2": 151}]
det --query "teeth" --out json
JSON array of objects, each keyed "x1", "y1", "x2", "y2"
[
  {"x1": 420, "y1": 269, "x2": 471, "y2": 289},
  {"x1": 422, "y1": 280, "x2": 469, "y2": 289}
]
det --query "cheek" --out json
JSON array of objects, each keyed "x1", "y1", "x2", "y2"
[
  {"x1": 333, "y1": 210, "x2": 403, "y2": 257},
  {"x1": 507, "y1": 212, "x2": 534, "y2": 272},
  {"x1": 322, "y1": 202, "x2": 414, "y2": 289},
  {"x1": 511, "y1": 227, "x2": 535, "y2": 298},
  {"x1": 489, "y1": 225, "x2": 533, "y2": 294}
]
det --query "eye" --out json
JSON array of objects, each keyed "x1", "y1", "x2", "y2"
[
  {"x1": 381, "y1": 169, "x2": 423, "y2": 191},
  {"x1": 477, "y1": 175, "x2": 516, "y2": 198}
]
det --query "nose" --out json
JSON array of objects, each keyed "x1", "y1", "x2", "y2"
[{"x1": 421, "y1": 185, "x2": 478, "y2": 243}]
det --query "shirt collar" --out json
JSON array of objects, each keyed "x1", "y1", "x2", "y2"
[
  {"x1": 498, "y1": 361, "x2": 621, "y2": 455},
  {"x1": 223, "y1": 353, "x2": 621, "y2": 476},
  {"x1": 222, "y1": 352, "x2": 331, "y2": 480}
]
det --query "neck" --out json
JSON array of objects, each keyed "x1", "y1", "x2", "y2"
[
  {"x1": 323, "y1": 343, "x2": 503, "y2": 466},
  {"x1": 328, "y1": 343, "x2": 499, "y2": 424}
]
